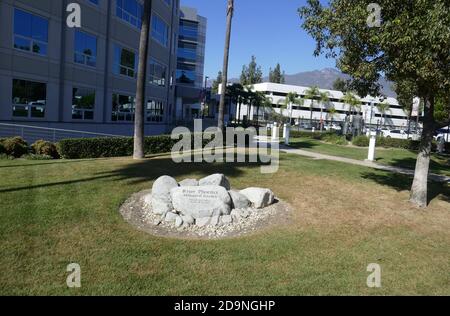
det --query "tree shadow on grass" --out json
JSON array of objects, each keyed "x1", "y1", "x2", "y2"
[
  {"x1": 94, "y1": 153, "x2": 270, "y2": 186},
  {"x1": 287, "y1": 140, "x2": 318, "y2": 150},
  {"x1": 0, "y1": 154, "x2": 270, "y2": 194},
  {"x1": 383, "y1": 157, "x2": 450, "y2": 177},
  {"x1": 361, "y1": 171, "x2": 450, "y2": 205}
]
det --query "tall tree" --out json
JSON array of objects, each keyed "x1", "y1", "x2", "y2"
[
  {"x1": 377, "y1": 102, "x2": 391, "y2": 127},
  {"x1": 240, "y1": 56, "x2": 263, "y2": 85},
  {"x1": 333, "y1": 78, "x2": 349, "y2": 93},
  {"x1": 269, "y1": 63, "x2": 285, "y2": 84},
  {"x1": 218, "y1": 0, "x2": 234, "y2": 131},
  {"x1": 342, "y1": 92, "x2": 360, "y2": 116},
  {"x1": 300, "y1": 0, "x2": 450, "y2": 207},
  {"x1": 133, "y1": 0, "x2": 152, "y2": 159},
  {"x1": 211, "y1": 71, "x2": 223, "y2": 94},
  {"x1": 318, "y1": 91, "x2": 330, "y2": 131},
  {"x1": 305, "y1": 86, "x2": 321, "y2": 127}
]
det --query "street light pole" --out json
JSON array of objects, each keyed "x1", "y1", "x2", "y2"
[{"x1": 202, "y1": 76, "x2": 209, "y2": 119}]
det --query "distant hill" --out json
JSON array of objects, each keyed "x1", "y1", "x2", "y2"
[{"x1": 219, "y1": 68, "x2": 396, "y2": 98}]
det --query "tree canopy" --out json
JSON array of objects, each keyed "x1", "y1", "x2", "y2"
[
  {"x1": 240, "y1": 56, "x2": 263, "y2": 85},
  {"x1": 269, "y1": 63, "x2": 286, "y2": 84}
]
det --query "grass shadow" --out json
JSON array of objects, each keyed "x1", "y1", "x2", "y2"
[{"x1": 361, "y1": 171, "x2": 450, "y2": 204}]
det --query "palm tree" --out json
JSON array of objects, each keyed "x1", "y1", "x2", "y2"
[
  {"x1": 377, "y1": 101, "x2": 391, "y2": 127},
  {"x1": 218, "y1": 0, "x2": 234, "y2": 131},
  {"x1": 304, "y1": 86, "x2": 321, "y2": 128},
  {"x1": 133, "y1": 0, "x2": 152, "y2": 159},
  {"x1": 278, "y1": 92, "x2": 304, "y2": 125},
  {"x1": 318, "y1": 91, "x2": 330, "y2": 131},
  {"x1": 226, "y1": 83, "x2": 242, "y2": 124},
  {"x1": 327, "y1": 106, "x2": 338, "y2": 129},
  {"x1": 342, "y1": 92, "x2": 360, "y2": 115}
]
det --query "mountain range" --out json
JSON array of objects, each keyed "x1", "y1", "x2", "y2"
[{"x1": 221, "y1": 68, "x2": 396, "y2": 98}]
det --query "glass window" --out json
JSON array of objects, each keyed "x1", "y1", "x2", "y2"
[
  {"x1": 14, "y1": 9, "x2": 48, "y2": 56},
  {"x1": 146, "y1": 100, "x2": 164, "y2": 122},
  {"x1": 176, "y1": 63, "x2": 196, "y2": 86},
  {"x1": 12, "y1": 79, "x2": 46, "y2": 118},
  {"x1": 116, "y1": 0, "x2": 143, "y2": 29},
  {"x1": 113, "y1": 44, "x2": 137, "y2": 78},
  {"x1": 111, "y1": 94, "x2": 135, "y2": 122},
  {"x1": 72, "y1": 88, "x2": 95, "y2": 120},
  {"x1": 179, "y1": 19, "x2": 198, "y2": 42},
  {"x1": 149, "y1": 59, "x2": 167, "y2": 87},
  {"x1": 177, "y1": 41, "x2": 197, "y2": 63},
  {"x1": 152, "y1": 15, "x2": 169, "y2": 47},
  {"x1": 74, "y1": 31, "x2": 97, "y2": 67}
]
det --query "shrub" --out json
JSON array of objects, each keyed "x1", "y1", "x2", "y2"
[
  {"x1": 0, "y1": 142, "x2": 5, "y2": 155},
  {"x1": 23, "y1": 154, "x2": 53, "y2": 160},
  {"x1": 31, "y1": 140, "x2": 60, "y2": 159},
  {"x1": 3, "y1": 137, "x2": 29, "y2": 158},
  {"x1": 352, "y1": 136, "x2": 371, "y2": 147},
  {"x1": 57, "y1": 134, "x2": 227, "y2": 159}
]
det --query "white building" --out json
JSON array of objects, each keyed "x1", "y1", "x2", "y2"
[{"x1": 227, "y1": 82, "x2": 416, "y2": 129}]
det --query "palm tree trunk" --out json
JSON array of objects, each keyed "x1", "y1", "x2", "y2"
[
  {"x1": 237, "y1": 102, "x2": 241, "y2": 124},
  {"x1": 320, "y1": 104, "x2": 324, "y2": 132},
  {"x1": 410, "y1": 96, "x2": 434, "y2": 208},
  {"x1": 218, "y1": 0, "x2": 234, "y2": 131},
  {"x1": 133, "y1": 0, "x2": 152, "y2": 159},
  {"x1": 310, "y1": 101, "x2": 314, "y2": 129}
]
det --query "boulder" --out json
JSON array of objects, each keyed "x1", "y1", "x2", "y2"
[
  {"x1": 196, "y1": 217, "x2": 210, "y2": 227},
  {"x1": 151, "y1": 197, "x2": 173, "y2": 215},
  {"x1": 152, "y1": 176, "x2": 179, "y2": 200},
  {"x1": 240, "y1": 188, "x2": 275, "y2": 209},
  {"x1": 199, "y1": 174, "x2": 231, "y2": 190},
  {"x1": 171, "y1": 185, "x2": 232, "y2": 219},
  {"x1": 181, "y1": 214, "x2": 195, "y2": 226},
  {"x1": 179, "y1": 179, "x2": 199, "y2": 187},
  {"x1": 165, "y1": 212, "x2": 179, "y2": 223},
  {"x1": 209, "y1": 216, "x2": 220, "y2": 227},
  {"x1": 219, "y1": 215, "x2": 233, "y2": 226},
  {"x1": 228, "y1": 190, "x2": 251, "y2": 209},
  {"x1": 174, "y1": 216, "x2": 183, "y2": 228}
]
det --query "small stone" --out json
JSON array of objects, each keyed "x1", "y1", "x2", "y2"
[
  {"x1": 181, "y1": 215, "x2": 195, "y2": 225},
  {"x1": 220, "y1": 215, "x2": 233, "y2": 226},
  {"x1": 199, "y1": 174, "x2": 231, "y2": 190},
  {"x1": 240, "y1": 209, "x2": 250, "y2": 218},
  {"x1": 174, "y1": 216, "x2": 183, "y2": 228},
  {"x1": 179, "y1": 179, "x2": 199, "y2": 187},
  {"x1": 230, "y1": 209, "x2": 242, "y2": 221},
  {"x1": 196, "y1": 217, "x2": 211, "y2": 227},
  {"x1": 165, "y1": 212, "x2": 178, "y2": 223},
  {"x1": 240, "y1": 188, "x2": 275, "y2": 209},
  {"x1": 210, "y1": 216, "x2": 220, "y2": 227}
]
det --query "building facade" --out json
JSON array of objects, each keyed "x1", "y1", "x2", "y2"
[
  {"x1": 174, "y1": 6, "x2": 206, "y2": 122},
  {"x1": 0, "y1": 0, "x2": 181, "y2": 136},
  {"x1": 233, "y1": 82, "x2": 417, "y2": 129}
]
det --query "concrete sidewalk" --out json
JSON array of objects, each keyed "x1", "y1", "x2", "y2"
[{"x1": 279, "y1": 144, "x2": 450, "y2": 183}]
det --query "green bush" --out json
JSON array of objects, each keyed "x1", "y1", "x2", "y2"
[
  {"x1": 32, "y1": 140, "x2": 60, "y2": 159},
  {"x1": 23, "y1": 154, "x2": 53, "y2": 160},
  {"x1": 0, "y1": 142, "x2": 5, "y2": 155},
  {"x1": 352, "y1": 136, "x2": 371, "y2": 147},
  {"x1": 57, "y1": 134, "x2": 229, "y2": 159},
  {"x1": 3, "y1": 137, "x2": 29, "y2": 158}
]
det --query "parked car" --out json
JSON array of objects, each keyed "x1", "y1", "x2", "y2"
[
  {"x1": 385, "y1": 129, "x2": 419, "y2": 140},
  {"x1": 324, "y1": 124, "x2": 342, "y2": 131},
  {"x1": 434, "y1": 127, "x2": 450, "y2": 143}
]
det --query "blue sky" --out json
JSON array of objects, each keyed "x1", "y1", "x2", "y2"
[{"x1": 180, "y1": 0, "x2": 336, "y2": 80}]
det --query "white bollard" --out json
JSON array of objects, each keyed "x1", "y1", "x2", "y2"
[
  {"x1": 284, "y1": 124, "x2": 290, "y2": 145},
  {"x1": 272, "y1": 123, "x2": 279, "y2": 141},
  {"x1": 367, "y1": 136, "x2": 376, "y2": 161}
]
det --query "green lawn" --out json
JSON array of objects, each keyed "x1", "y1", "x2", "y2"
[
  {"x1": 0, "y1": 154, "x2": 449, "y2": 295},
  {"x1": 289, "y1": 138, "x2": 450, "y2": 177}
]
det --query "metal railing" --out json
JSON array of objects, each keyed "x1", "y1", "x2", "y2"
[{"x1": 0, "y1": 123, "x2": 125, "y2": 143}]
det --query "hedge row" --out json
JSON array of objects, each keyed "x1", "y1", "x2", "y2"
[
  {"x1": 57, "y1": 133, "x2": 243, "y2": 159},
  {"x1": 352, "y1": 135, "x2": 450, "y2": 152}
]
